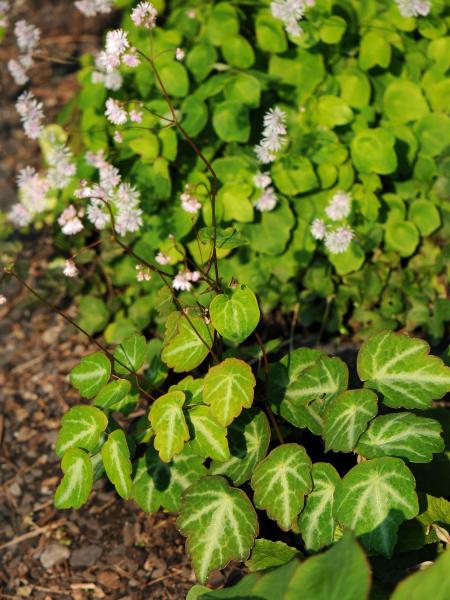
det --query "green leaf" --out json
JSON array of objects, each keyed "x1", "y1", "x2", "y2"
[
  {"x1": 391, "y1": 546, "x2": 450, "y2": 600},
  {"x1": 69, "y1": 352, "x2": 111, "y2": 399},
  {"x1": 224, "y1": 73, "x2": 260, "y2": 108},
  {"x1": 203, "y1": 358, "x2": 256, "y2": 427},
  {"x1": 356, "y1": 413, "x2": 444, "y2": 463},
  {"x1": 245, "y1": 539, "x2": 298, "y2": 572},
  {"x1": 181, "y1": 96, "x2": 208, "y2": 137},
  {"x1": 255, "y1": 10, "x2": 287, "y2": 54},
  {"x1": 161, "y1": 312, "x2": 214, "y2": 373},
  {"x1": 320, "y1": 16, "x2": 346, "y2": 44},
  {"x1": 149, "y1": 390, "x2": 190, "y2": 462},
  {"x1": 94, "y1": 379, "x2": 131, "y2": 410},
  {"x1": 383, "y1": 81, "x2": 429, "y2": 124},
  {"x1": 334, "y1": 457, "x2": 419, "y2": 557},
  {"x1": 357, "y1": 331, "x2": 450, "y2": 409},
  {"x1": 359, "y1": 32, "x2": 391, "y2": 70},
  {"x1": 170, "y1": 375, "x2": 204, "y2": 405},
  {"x1": 198, "y1": 226, "x2": 248, "y2": 250},
  {"x1": 206, "y1": 2, "x2": 239, "y2": 46},
  {"x1": 385, "y1": 220, "x2": 420, "y2": 257},
  {"x1": 101, "y1": 429, "x2": 132, "y2": 499},
  {"x1": 209, "y1": 285, "x2": 260, "y2": 345},
  {"x1": 159, "y1": 62, "x2": 189, "y2": 97},
  {"x1": 221, "y1": 36, "x2": 254, "y2": 69},
  {"x1": 113, "y1": 334, "x2": 147, "y2": 374},
  {"x1": 210, "y1": 408, "x2": 271, "y2": 485},
  {"x1": 418, "y1": 494, "x2": 450, "y2": 526},
  {"x1": 212, "y1": 101, "x2": 250, "y2": 143},
  {"x1": 186, "y1": 44, "x2": 217, "y2": 82},
  {"x1": 77, "y1": 295, "x2": 110, "y2": 335},
  {"x1": 351, "y1": 128, "x2": 397, "y2": 175},
  {"x1": 409, "y1": 200, "x2": 441, "y2": 236},
  {"x1": 317, "y1": 95, "x2": 353, "y2": 128},
  {"x1": 323, "y1": 389, "x2": 378, "y2": 453},
  {"x1": 251, "y1": 444, "x2": 312, "y2": 531},
  {"x1": 188, "y1": 405, "x2": 230, "y2": 462},
  {"x1": 299, "y1": 463, "x2": 340, "y2": 551},
  {"x1": 132, "y1": 446, "x2": 207, "y2": 513},
  {"x1": 337, "y1": 69, "x2": 371, "y2": 109},
  {"x1": 177, "y1": 475, "x2": 258, "y2": 583},
  {"x1": 55, "y1": 405, "x2": 108, "y2": 457},
  {"x1": 55, "y1": 448, "x2": 93, "y2": 509}
]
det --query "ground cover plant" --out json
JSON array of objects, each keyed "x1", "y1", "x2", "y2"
[{"x1": 1, "y1": 0, "x2": 450, "y2": 598}]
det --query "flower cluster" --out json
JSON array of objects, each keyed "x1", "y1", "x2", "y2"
[
  {"x1": 136, "y1": 264, "x2": 152, "y2": 282},
  {"x1": 310, "y1": 190, "x2": 354, "y2": 254},
  {"x1": 131, "y1": 2, "x2": 158, "y2": 29},
  {"x1": 395, "y1": 0, "x2": 431, "y2": 17},
  {"x1": 8, "y1": 19, "x2": 41, "y2": 85},
  {"x1": 0, "y1": 1, "x2": 10, "y2": 28},
  {"x1": 172, "y1": 270, "x2": 200, "y2": 292},
  {"x1": 97, "y1": 29, "x2": 140, "y2": 75},
  {"x1": 75, "y1": 0, "x2": 114, "y2": 17},
  {"x1": 254, "y1": 107, "x2": 287, "y2": 164},
  {"x1": 63, "y1": 259, "x2": 79, "y2": 278},
  {"x1": 47, "y1": 140, "x2": 77, "y2": 190},
  {"x1": 15, "y1": 91, "x2": 45, "y2": 140},
  {"x1": 253, "y1": 171, "x2": 278, "y2": 212},
  {"x1": 9, "y1": 167, "x2": 51, "y2": 226},
  {"x1": 58, "y1": 205, "x2": 84, "y2": 235},
  {"x1": 155, "y1": 251, "x2": 170, "y2": 265},
  {"x1": 270, "y1": 0, "x2": 315, "y2": 37},
  {"x1": 72, "y1": 151, "x2": 143, "y2": 236},
  {"x1": 180, "y1": 185, "x2": 202, "y2": 214},
  {"x1": 92, "y1": 53, "x2": 123, "y2": 91}
]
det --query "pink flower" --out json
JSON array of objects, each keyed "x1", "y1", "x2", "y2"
[
  {"x1": 63, "y1": 259, "x2": 78, "y2": 277},
  {"x1": 131, "y1": 2, "x2": 158, "y2": 29}
]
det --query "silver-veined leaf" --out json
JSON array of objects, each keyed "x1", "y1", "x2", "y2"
[
  {"x1": 210, "y1": 408, "x2": 271, "y2": 485},
  {"x1": 203, "y1": 358, "x2": 256, "y2": 426},
  {"x1": 188, "y1": 405, "x2": 230, "y2": 461},
  {"x1": 357, "y1": 331, "x2": 450, "y2": 409},
  {"x1": 132, "y1": 445, "x2": 207, "y2": 513},
  {"x1": 54, "y1": 448, "x2": 93, "y2": 509},
  {"x1": 149, "y1": 390, "x2": 190, "y2": 462},
  {"x1": 356, "y1": 413, "x2": 444, "y2": 463},
  {"x1": 245, "y1": 539, "x2": 299, "y2": 572},
  {"x1": 251, "y1": 443, "x2": 312, "y2": 531},
  {"x1": 101, "y1": 429, "x2": 133, "y2": 499},
  {"x1": 209, "y1": 284, "x2": 260, "y2": 345},
  {"x1": 177, "y1": 475, "x2": 258, "y2": 583},
  {"x1": 323, "y1": 389, "x2": 378, "y2": 453},
  {"x1": 161, "y1": 312, "x2": 214, "y2": 373},
  {"x1": 114, "y1": 334, "x2": 147, "y2": 374},
  {"x1": 334, "y1": 457, "x2": 419, "y2": 557},
  {"x1": 94, "y1": 379, "x2": 131, "y2": 410},
  {"x1": 170, "y1": 375, "x2": 204, "y2": 405},
  {"x1": 55, "y1": 405, "x2": 108, "y2": 457},
  {"x1": 69, "y1": 351, "x2": 111, "y2": 399},
  {"x1": 299, "y1": 462, "x2": 340, "y2": 551}
]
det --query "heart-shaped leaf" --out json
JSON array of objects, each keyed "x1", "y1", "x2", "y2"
[
  {"x1": 323, "y1": 389, "x2": 378, "y2": 453},
  {"x1": 210, "y1": 408, "x2": 271, "y2": 486},
  {"x1": 209, "y1": 284, "x2": 260, "y2": 345},
  {"x1": 149, "y1": 391, "x2": 190, "y2": 462},
  {"x1": 177, "y1": 475, "x2": 258, "y2": 583},
  {"x1": 101, "y1": 429, "x2": 133, "y2": 499},
  {"x1": 161, "y1": 312, "x2": 214, "y2": 373},
  {"x1": 299, "y1": 462, "x2": 341, "y2": 551},
  {"x1": 251, "y1": 444, "x2": 312, "y2": 531},
  {"x1": 357, "y1": 331, "x2": 450, "y2": 409},
  {"x1": 114, "y1": 334, "x2": 147, "y2": 374},
  {"x1": 188, "y1": 405, "x2": 230, "y2": 462},
  {"x1": 55, "y1": 405, "x2": 108, "y2": 457},
  {"x1": 204, "y1": 358, "x2": 256, "y2": 426},
  {"x1": 94, "y1": 379, "x2": 132, "y2": 411},
  {"x1": 245, "y1": 539, "x2": 299, "y2": 572},
  {"x1": 334, "y1": 457, "x2": 419, "y2": 557},
  {"x1": 54, "y1": 448, "x2": 93, "y2": 509},
  {"x1": 70, "y1": 352, "x2": 111, "y2": 399},
  {"x1": 132, "y1": 446, "x2": 207, "y2": 513},
  {"x1": 356, "y1": 413, "x2": 444, "y2": 463}
]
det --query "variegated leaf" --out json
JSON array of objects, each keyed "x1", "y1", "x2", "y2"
[
  {"x1": 161, "y1": 312, "x2": 214, "y2": 373},
  {"x1": 251, "y1": 443, "x2": 312, "y2": 531},
  {"x1": 101, "y1": 429, "x2": 133, "y2": 499},
  {"x1": 54, "y1": 448, "x2": 93, "y2": 509},
  {"x1": 188, "y1": 405, "x2": 230, "y2": 462},
  {"x1": 149, "y1": 390, "x2": 190, "y2": 462},
  {"x1": 55, "y1": 405, "x2": 108, "y2": 457},
  {"x1": 69, "y1": 351, "x2": 111, "y2": 399}
]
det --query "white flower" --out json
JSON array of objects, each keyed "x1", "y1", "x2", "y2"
[
  {"x1": 115, "y1": 183, "x2": 140, "y2": 208},
  {"x1": 263, "y1": 107, "x2": 287, "y2": 137},
  {"x1": 96, "y1": 50, "x2": 121, "y2": 73},
  {"x1": 131, "y1": 1, "x2": 158, "y2": 29},
  {"x1": 255, "y1": 107, "x2": 287, "y2": 164},
  {"x1": 254, "y1": 143, "x2": 276, "y2": 164},
  {"x1": 9, "y1": 203, "x2": 32, "y2": 227},
  {"x1": 105, "y1": 98, "x2": 128, "y2": 125},
  {"x1": 99, "y1": 163, "x2": 121, "y2": 191},
  {"x1": 63, "y1": 259, "x2": 78, "y2": 277},
  {"x1": 271, "y1": 0, "x2": 306, "y2": 37},
  {"x1": 129, "y1": 109, "x2": 143, "y2": 123},
  {"x1": 136, "y1": 264, "x2": 152, "y2": 282},
  {"x1": 47, "y1": 142, "x2": 76, "y2": 189},
  {"x1": 324, "y1": 226, "x2": 354, "y2": 254},
  {"x1": 115, "y1": 206, "x2": 143, "y2": 235},
  {"x1": 175, "y1": 47, "x2": 185, "y2": 61},
  {"x1": 0, "y1": 294, "x2": 6, "y2": 306},
  {"x1": 395, "y1": 0, "x2": 431, "y2": 17},
  {"x1": 310, "y1": 218, "x2": 326, "y2": 240},
  {"x1": 14, "y1": 20, "x2": 40, "y2": 53},
  {"x1": 17, "y1": 167, "x2": 50, "y2": 214},
  {"x1": 7, "y1": 58, "x2": 29, "y2": 85},
  {"x1": 180, "y1": 186, "x2": 201, "y2": 213},
  {"x1": 75, "y1": 0, "x2": 113, "y2": 16},
  {"x1": 103, "y1": 70, "x2": 123, "y2": 90},
  {"x1": 87, "y1": 199, "x2": 109, "y2": 230},
  {"x1": 15, "y1": 91, "x2": 45, "y2": 140},
  {"x1": 85, "y1": 149, "x2": 107, "y2": 169},
  {"x1": 155, "y1": 251, "x2": 170, "y2": 265},
  {"x1": 122, "y1": 50, "x2": 140, "y2": 67},
  {"x1": 172, "y1": 270, "x2": 200, "y2": 292},
  {"x1": 253, "y1": 171, "x2": 272, "y2": 189},
  {"x1": 325, "y1": 190, "x2": 352, "y2": 221},
  {"x1": 105, "y1": 29, "x2": 129, "y2": 56},
  {"x1": 254, "y1": 187, "x2": 278, "y2": 212},
  {"x1": 58, "y1": 205, "x2": 84, "y2": 236}
]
